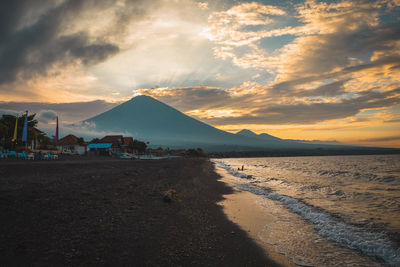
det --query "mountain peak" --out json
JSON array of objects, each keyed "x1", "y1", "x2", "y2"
[
  {"x1": 125, "y1": 94, "x2": 167, "y2": 107},
  {"x1": 236, "y1": 129, "x2": 282, "y2": 141},
  {"x1": 82, "y1": 97, "x2": 292, "y2": 150},
  {"x1": 129, "y1": 94, "x2": 156, "y2": 102},
  {"x1": 236, "y1": 129, "x2": 257, "y2": 136}
]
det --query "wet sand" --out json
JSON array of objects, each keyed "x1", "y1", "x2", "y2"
[
  {"x1": 0, "y1": 157, "x2": 280, "y2": 266},
  {"x1": 215, "y1": 167, "x2": 295, "y2": 267},
  {"x1": 218, "y1": 187, "x2": 295, "y2": 267}
]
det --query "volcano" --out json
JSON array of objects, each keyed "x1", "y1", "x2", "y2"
[
  {"x1": 83, "y1": 95, "x2": 378, "y2": 152},
  {"x1": 83, "y1": 95, "x2": 295, "y2": 150}
]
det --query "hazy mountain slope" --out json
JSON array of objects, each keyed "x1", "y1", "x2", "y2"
[
  {"x1": 236, "y1": 129, "x2": 343, "y2": 145},
  {"x1": 83, "y1": 95, "x2": 374, "y2": 151},
  {"x1": 84, "y1": 96, "x2": 296, "y2": 149},
  {"x1": 236, "y1": 129, "x2": 281, "y2": 141}
]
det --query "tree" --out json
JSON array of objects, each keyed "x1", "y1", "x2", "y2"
[
  {"x1": 38, "y1": 135, "x2": 52, "y2": 149},
  {"x1": 186, "y1": 148, "x2": 206, "y2": 157},
  {"x1": 89, "y1": 138, "x2": 100, "y2": 143},
  {"x1": 129, "y1": 139, "x2": 147, "y2": 155},
  {"x1": 0, "y1": 113, "x2": 38, "y2": 148},
  {"x1": 77, "y1": 137, "x2": 85, "y2": 145}
]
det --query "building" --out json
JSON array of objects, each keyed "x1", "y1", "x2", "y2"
[
  {"x1": 122, "y1": 137, "x2": 134, "y2": 152},
  {"x1": 99, "y1": 135, "x2": 123, "y2": 152},
  {"x1": 57, "y1": 134, "x2": 87, "y2": 155},
  {"x1": 87, "y1": 143, "x2": 112, "y2": 156},
  {"x1": 99, "y1": 135, "x2": 133, "y2": 152}
]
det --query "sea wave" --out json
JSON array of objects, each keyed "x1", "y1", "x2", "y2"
[
  {"x1": 214, "y1": 160, "x2": 400, "y2": 266},
  {"x1": 215, "y1": 161, "x2": 254, "y2": 179}
]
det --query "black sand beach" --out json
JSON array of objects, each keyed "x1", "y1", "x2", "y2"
[{"x1": 0, "y1": 157, "x2": 279, "y2": 266}]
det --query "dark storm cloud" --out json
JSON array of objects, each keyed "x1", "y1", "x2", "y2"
[
  {"x1": 203, "y1": 101, "x2": 361, "y2": 125},
  {"x1": 140, "y1": 83, "x2": 399, "y2": 126},
  {"x1": 37, "y1": 110, "x2": 58, "y2": 123},
  {"x1": 297, "y1": 17, "x2": 400, "y2": 76},
  {"x1": 199, "y1": 88, "x2": 400, "y2": 125},
  {"x1": 0, "y1": 0, "x2": 120, "y2": 85},
  {"x1": 265, "y1": 20, "x2": 400, "y2": 96},
  {"x1": 267, "y1": 54, "x2": 400, "y2": 97},
  {"x1": 360, "y1": 136, "x2": 400, "y2": 142},
  {"x1": 296, "y1": 80, "x2": 349, "y2": 97},
  {"x1": 39, "y1": 110, "x2": 57, "y2": 120}
]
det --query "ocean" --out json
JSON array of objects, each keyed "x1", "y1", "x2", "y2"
[{"x1": 213, "y1": 155, "x2": 400, "y2": 266}]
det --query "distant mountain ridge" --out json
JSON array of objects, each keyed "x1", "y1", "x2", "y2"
[
  {"x1": 84, "y1": 95, "x2": 289, "y2": 149},
  {"x1": 236, "y1": 129, "x2": 342, "y2": 145},
  {"x1": 82, "y1": 95, "x2": 392, "y2": 152},
  {"x1": 236, "y1": 129, "x2": 281, "y2": 141},
  {"x1": 83, "y1": 95, "x2": 301, "y2": 150}
]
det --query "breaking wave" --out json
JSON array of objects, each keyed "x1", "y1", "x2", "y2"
[{"x1": 214, "y1": 160, "x2": 400, "y2": 266}]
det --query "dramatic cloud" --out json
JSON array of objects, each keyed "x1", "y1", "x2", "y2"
[
  {"x1": 137, "y1": 86, "x2": 232, "y2": 111},
  {"x1": 0, "y1": 0, "x2": 122, "y2": 85},
  {"x1": 0, "y1": 100, "x2": 118, "y2": 124},
  {"x1": 37, "y1": 110, "x2": 58, "y2": 123},
  {"x1": 139, "y1": 86, "x2": 399, "y2": 125},
  {"x1": 360, "y1": 135, "x2": 400, "y2": 142},
  {"x1": 0, "y1": 0, "x2": 168, "y2": 101},
  {"x1": 205, "y1": 2, "x2": 287, "y2": 46},
  {"x1": 1, "y1": 0, "x2": 399, "y2": 147}
]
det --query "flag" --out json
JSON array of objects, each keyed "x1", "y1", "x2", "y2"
[
  {"x1": 22, "y1": 111, "x2": 28, "y2": 142},
  {"x1": 55, "y1": 116, "x2": 59, "y2": 145},
  {"x1": 12, "y1": 117, "x2": 18, "y2": 142}
]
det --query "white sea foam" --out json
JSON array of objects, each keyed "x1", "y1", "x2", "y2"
[
  {"x1": 215, "y1": 161, "x2": 253, "y2": 179},
  {"x1": 214, "y1": 160, "x2": 400, "y2": 266}
]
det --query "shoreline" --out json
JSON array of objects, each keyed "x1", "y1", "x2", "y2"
[
  {"x1": 216, "y1": 181, "x2": 296, "y2": 267},
  {"x1": 213, "y1": 156, "x2": 400, "y2": 266},
  {"x1": 0, "y1": 158, "x2": 280, "y2": 266},
  {"x1": 209, "y1": 150, "x2": 400, "y2": 158}
]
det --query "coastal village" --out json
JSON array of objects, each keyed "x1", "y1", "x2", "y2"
[{"x1": 0, "y1": 112, "x2": 201, "y2": 160}]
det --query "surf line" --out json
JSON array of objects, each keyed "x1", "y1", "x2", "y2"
[{"x1": 214, "y1": 161, "x2": 400, "y2": 266}]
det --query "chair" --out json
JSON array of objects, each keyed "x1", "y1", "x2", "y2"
[
  {"x1": 35, "y1": 153, "x2": 44, "y2": 160},
  {"x1": 18, "y1": 152, "x2": 26, "y2": 159},
  {"x1": 9, "y1": 151, "x2": 17, "y2": 158},
  {"x1": 113, "y1": 152, "x2": 123, "y2": 157},
  {"x1": 120, "y1": 153, "x2": 131, "y2": 159},
  {"x1": 51, "y1": 154, "x2": 59, "y2": 160},
  {"x1": 27, "y1": 153, "x2": 34, "y2": 160},
  {"x1": 1, "y1": 151, "x2": 8, "y2": 159}
]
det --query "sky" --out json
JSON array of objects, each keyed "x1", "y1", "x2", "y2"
[{"x1": 1, "y1": 0, "x2": 400, "y2": 147}]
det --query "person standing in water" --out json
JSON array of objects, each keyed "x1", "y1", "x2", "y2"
[{"x1": 241, "y1": 165, "x2": 244, "y2": 171}]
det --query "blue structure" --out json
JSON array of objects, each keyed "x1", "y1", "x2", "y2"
[{"x1": 88, "y1": 143, "x2": 112, "y2": 149}]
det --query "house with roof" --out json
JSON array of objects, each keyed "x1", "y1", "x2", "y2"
[
  {"x1": 57, "y1": 134, "x2": 87, "y2": 155},
  {"x1": 122, "y1": 137, "x2": 134, "y2": 152},
  {"x1": 98, "y1": 135, "x2": 123, "y2": 152},
  {"x1": 98, "y1": 135, "x2": 134, "y2": 152},
  {"x1": 87, "y1": 143, "x2": 113, "y2": 156}
]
